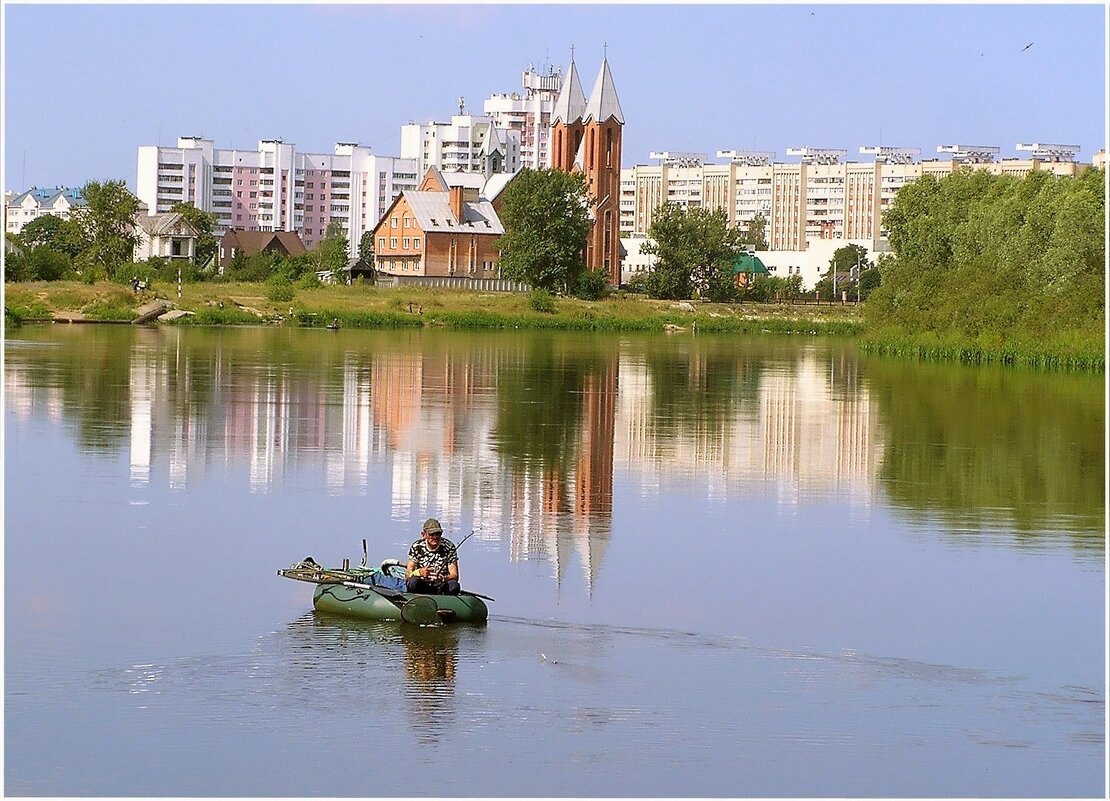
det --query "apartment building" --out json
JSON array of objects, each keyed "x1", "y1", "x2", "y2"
[
  {"x1": 620, "y1": 144, "x2": 1094, "y2": 251},
  {"x1": 5, "y1": 186, "x2": 85, "y2": 236},
  {"x1": 483, "y1": 64, "x2": 563, "y2": 170},
  {"x1": 399, "y1": 112, "x2": 521, "y2": 179},
  {"x1": 136, "y1": 137, "x2": 419, "y2": 253}
]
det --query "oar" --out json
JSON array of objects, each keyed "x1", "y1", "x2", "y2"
[
  {"x1": 334, "y1": 578, "x2": 441, "y2": 626},
  {"x1": 460, "y1": 590, "x2": 496, "y2": 602}
]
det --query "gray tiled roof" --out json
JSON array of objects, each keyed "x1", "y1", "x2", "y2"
[
  {"x1": 404, "y1": 191, "x2": 503, "y2": 235},
  {"x1": 134, "y1": 212, "x2": 199, "y2": 237},
  {"x1": 551, "y1": 60, "x2": 586, "y2": 125},
  {"x1": 583, "y1": 59, "x2": 624, "y2": 124}
]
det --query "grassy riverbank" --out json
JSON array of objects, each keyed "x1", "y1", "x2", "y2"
[{"x1": 4, "y1": 280, "x2": 864, "y2": 335}]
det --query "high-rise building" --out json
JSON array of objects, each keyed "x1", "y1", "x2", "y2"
[
  {"x1": 621, "y1": 145, "x2": 1094, "y2": 252},
  {"x1": 550, "y1": 57, "x2": 625, "y2": 284},
  {"x1": 483, "y1": 64, "x2": 563, "y2": 170},
  {"x1": 399, "y1": 112, "x2": 521, "y2": 179},
  {"x1": 136, "y1": 137, "x2": 419, "y2": 253}
]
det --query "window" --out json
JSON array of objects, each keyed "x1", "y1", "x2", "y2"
[
  {"x1": 403, "y1": 216, "x2": 410, "y2": 228},
  {"x1": 413, "y1": 238, "x2": 421, "y2": 250},
  {"x1": 250, "y1": 192, "x2": 257, "y2": 198},
  {"x1": 391, "y1": 217, "x2": 398, "y2": 228},
  {"x1": 236, "y1": 179, "x2": 243, "y2": 185},
  {"x1": 390, "y1": 237, "x2": 397, "y2": 248},
  {"x1": 378, "y1": 237, "x2": 386, "y2": 250},
  {"x1": 403, "y1": 237, "x2": 410, "y2": 249}
]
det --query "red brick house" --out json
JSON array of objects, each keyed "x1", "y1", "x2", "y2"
[{"x1": 372, "y1": 167, "x2": 508, "y2": 279}]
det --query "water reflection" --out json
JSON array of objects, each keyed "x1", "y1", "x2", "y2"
[
  {"x1": 400, "y1": 625, "x2": 459, "y2": 743},
  {"x1": 5, "y1": 326, "x2": 1103, "y2": 564},
  {"x1": 866, "y1": 357, "x2": 1105, "y2": 549}
]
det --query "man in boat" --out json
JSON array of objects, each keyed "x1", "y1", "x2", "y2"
[{"x1": 406, "y1": 518, "x2": 460, "y2": 595}]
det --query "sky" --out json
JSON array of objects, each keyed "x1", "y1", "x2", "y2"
[{"x1": 2, "y1": 3, "x2": 1106, "y2": 192}]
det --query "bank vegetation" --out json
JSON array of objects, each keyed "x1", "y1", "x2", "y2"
[{"x1": 864, "y1": 167, "x2": 1105, "y2": 370}]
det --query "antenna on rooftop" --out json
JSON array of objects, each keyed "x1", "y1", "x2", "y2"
[
  {"x1": 786, "y1": 147, "x2": 847, "y2": 165},
  {"x1": 937, "y1": 144, "x2": 1000, "y2": 164},
  {"x1": 717, "y1": 150, "x2": 775, "y2": 166},
  {"x1": 458, "y1": 96, "x2": 466, "y2": 115},
  {"x1": 1015, "y1": 142, "x2": 1080, "y2": 162},
  {"x1": 859, "y1": 146, "x2": 921, "y2": 164}
]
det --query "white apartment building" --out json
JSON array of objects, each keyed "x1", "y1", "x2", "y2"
[
  {"x1": 621, "y1": 144, "x2": 1095, "y2": 253},
  {"x1": 483, "y1": 64, "x2": 562, "y2": 170},
  {"x1": 399, "y1": 112, "x2": 521, "y2": 179},
  {"x1": 136, "y1": 137, "x2": 419, "y2": 253},
  {"x1": 5, "y1": 186, "x2": 86, "y2": 236}
]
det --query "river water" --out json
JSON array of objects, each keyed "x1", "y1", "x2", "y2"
[{"x1": 4, "y1": 325, "x2": 1104, "y2": 797}]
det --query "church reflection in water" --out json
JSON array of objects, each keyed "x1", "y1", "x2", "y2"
[{"x1": 6, "y1": 331, "x2": 889, "y2": 591}]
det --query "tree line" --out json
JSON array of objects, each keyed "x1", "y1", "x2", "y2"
[
  {"x1": 864, "y1": 166, "x2": 1105, "y2": 354},
  {"x1": 4, "y1": 179, "x2": 356, "y2": 288}
]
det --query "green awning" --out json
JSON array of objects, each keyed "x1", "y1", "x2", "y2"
[{"x1": 732, "y1": 253, "x2": 770, "y2": 275}]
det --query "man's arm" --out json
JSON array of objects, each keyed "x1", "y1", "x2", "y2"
[
  {"x1": 406, "y1": 558, "x2": 423, "y2": 579},
  {"x1": 445, "y1": 560, "x2": 458, "y2": 582}
]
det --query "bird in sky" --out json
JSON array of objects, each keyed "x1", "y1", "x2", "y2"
[{"x1": 1021, "y1": 42, "x2": 1034, "y2": 52}]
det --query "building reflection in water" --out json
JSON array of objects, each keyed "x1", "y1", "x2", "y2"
[{"x1": 4, "y1": 333, "x2": 883, "y2": 591}]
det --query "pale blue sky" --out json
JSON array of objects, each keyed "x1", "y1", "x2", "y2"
[{"x1": 3, "y1": 3, "x2": 1106, "y2": 191}]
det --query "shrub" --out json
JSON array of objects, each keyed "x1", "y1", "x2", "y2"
[
  {"x1": 574, "y1": 270, "x2": 608, "y2": 301},
  {"x1": 529, "y1": 289, "x2": 557, "y2": 313},
  {"x1": 295, "y1": 272, "x2": 322, "y2": 290},
  {"x1": 266, "y1": 275, "x2": 295, "y2": 302}
]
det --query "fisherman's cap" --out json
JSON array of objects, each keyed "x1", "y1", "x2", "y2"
[{"x1": 422, "y1": 518, "x2": 443, "y2": 535}]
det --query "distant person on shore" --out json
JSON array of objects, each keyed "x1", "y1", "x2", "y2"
[{"x1": 406, "y1": 518, "x2": 460, "y2": 595}]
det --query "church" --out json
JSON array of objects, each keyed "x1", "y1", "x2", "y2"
[{"x1": 549, "y1": 55, "x2": 625, "y2": 286}]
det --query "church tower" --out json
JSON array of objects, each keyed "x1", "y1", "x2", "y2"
[
  {"x1": 550, "y1": 55, "x2": 624, "y2": 285},
  {"x1": 549, "y1": 59, "x2": 586, "y2": 173}
]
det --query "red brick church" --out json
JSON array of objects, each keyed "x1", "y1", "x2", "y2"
[{"x1": 550, "y1": 56, "x2": 625, "y2": 286}]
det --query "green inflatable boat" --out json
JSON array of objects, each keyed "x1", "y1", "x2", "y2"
[{"x1": 278, "y1": 557, "x2": 490, "y2": 625}]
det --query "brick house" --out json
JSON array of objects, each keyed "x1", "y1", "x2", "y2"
[{"x1": 372, "y1": 167, "x2": 508, "y2": 279}]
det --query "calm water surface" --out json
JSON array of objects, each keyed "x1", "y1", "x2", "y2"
[{"x1": 5, "y1": 325, "x2": 1104, "y2": 797}]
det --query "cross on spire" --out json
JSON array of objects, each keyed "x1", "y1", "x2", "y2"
[
  {"x1": 570, "y1": 44, "x2": 575, "y2": 63},
  {"x1": 603, "y1": 42, "x2": 608, "y2": 59}
]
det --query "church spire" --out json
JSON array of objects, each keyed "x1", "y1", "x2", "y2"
[
  {"x1": 551, "y1": 58, "x2": 586, "y2": 125},
  {"x1": 583, "y1": 57, "x2": 624, "y2": 124}
]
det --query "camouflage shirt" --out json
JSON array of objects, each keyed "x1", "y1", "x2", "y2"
[{"x1": 407, "y1": 537, "x2": 458, "y2": 580}]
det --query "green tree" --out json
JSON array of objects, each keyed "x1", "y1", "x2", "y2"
[
  {"x1": 358, "y1": 230, "x2": 375, "y2": 262},
  {"x1": 641, "y1": 204, "x2": 744, "y2": 300},
  {"x1": 16, "y1": 214, "x2": 87, "y2": 258},
  {"x1": 738, "y1": 211, "x2": 768, "y2": 250},
  {"x1": 496, "y1": 168, "x2": 593, "y2": 293},
  {"x1": 314, "y1": 221, "x2": 350, "y2": 274},
  {"x1": 170, "y1": 202, "x2": 219, "y2": 269},
  {"x1": 867, "y1": 167, "x2": 1105, "y2": 353},
  {"x1": 73, "y1": 180, "x2": 141, "y2": 279}
]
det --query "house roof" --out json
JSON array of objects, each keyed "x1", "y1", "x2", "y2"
[
  {"x1": 481, "y1": 173, "x2": 515, "y2": 203},
  {"x1": 134, "y1": 211, "x2": 199, "y2": 237},
  {"x1": 222, "y1": 229, "x2": 307, "y2": 257},
  {"x1": 733, "y1": 253, "x2": 770, "y2": 275},
  {"x1": 551, "y1": 60, "x2": 587, "y2": 125},
  {"x1": 403, "y1": 191, "x2": 504, "y2": 235},
  {"x1": 441, "y1": 171, "x2": 486, "y2": 192},
  {"x1": 8, "y1": 186, "x2": 85, "y2": 209},
  {"x1": 583, "y1": 59, "x2": 624, "y2": 124}
]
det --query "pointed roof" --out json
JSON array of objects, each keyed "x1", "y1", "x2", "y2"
[
  {"x1": 583, "y1": 59, "x2": 624, "y2": 124},
  {"x1": 551, "y1": 60, "x2": 586, "y2": 125},
  {"x1": 479, "y1": 124, "x2": 503, "y2": 157}
]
